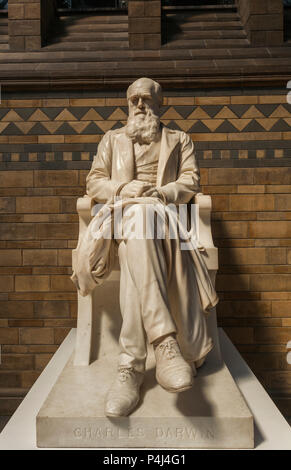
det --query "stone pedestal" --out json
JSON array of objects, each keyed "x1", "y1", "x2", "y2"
[
  {"x1": 36, "y1": 273, "x2": 254, "y2": 449},
  {"x1": 36, "y1": 351, "x2": 254, "y2": 449}
]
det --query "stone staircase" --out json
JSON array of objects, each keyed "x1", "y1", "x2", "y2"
[
  {"x1": 0, "y1": 11, "x2": 8, "y2": 51},
  {"x1": 0, "y1": 4, "x2": 290, "y2": 85},
  {"x1": 46, "y1": 12, "x2": 129, "y2": 51},
  {"x1": 44, "y1": 5, "x2": 247, "y2": 53},
  {"x1": 163, "y1": 5, "x2": 249, "y2": 49}
]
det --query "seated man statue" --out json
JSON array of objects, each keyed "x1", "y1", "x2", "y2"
[{"x1": 72, "y1": 77, "x2": 218, "y2": 418}]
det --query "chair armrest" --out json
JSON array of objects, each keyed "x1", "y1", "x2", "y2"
[
  {"x1": 75, "y1": 196, "x2": 94, "y2": 249},
  {"x1": 195, "y1": 192, "x2": 215, "y2": 250},
  {"x1": 77, "y1": 195, "x2": 94, "y2": 220},
  {"x1": 194, "y1": 193, "x2": 218, "y2": 271}
]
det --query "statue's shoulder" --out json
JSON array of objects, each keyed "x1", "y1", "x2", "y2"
[
  {"x1": 162, "y1": 125, "x2": 190, "y2": 143},
  {"x1": 103, "y1": 126, "x2": 126, "y2": 139}
]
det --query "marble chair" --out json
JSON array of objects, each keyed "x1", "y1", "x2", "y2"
[{"x1": 72, "y1": 193, "x2": 220, "y2": 367}]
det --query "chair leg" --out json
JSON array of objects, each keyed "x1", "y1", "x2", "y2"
[
  {"x1": 74, "y1": 292, "x2": 94, "y2": 366},
  {"x1": 206, "y1": 270, "x2": 221, "y2": 361}
]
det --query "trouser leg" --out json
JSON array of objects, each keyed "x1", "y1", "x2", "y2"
[
  {"x1": 124, "y1": 235, "x2": 177, "y2": 344},
  {"x1": 117, "y1": 203, "x2": 177, "y2": 371},
  {"x1": 118, "y1": 240, "x2": 147, "y2": 373}
]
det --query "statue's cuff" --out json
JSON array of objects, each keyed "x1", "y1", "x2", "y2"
[
  {"x1": 157, "y1": 189, "x2": 167, "y2": 204},
  {"x1": 115, "y1": 182, "x2": 128, "y2": 197}
]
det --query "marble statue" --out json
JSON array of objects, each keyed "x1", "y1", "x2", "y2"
[{"x1": 71, "y1": 77, "x2": 218, "y2": 418}]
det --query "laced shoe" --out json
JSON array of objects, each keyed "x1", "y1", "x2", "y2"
[
  {"x1": 195, "y1": 357, "x2": 206, "y2": 368},
  {"x1": 154, "y1": 337, "x2": 193, "y2": 393},
  {"x1": 105, "y1": 366, "x2": 144, "y2": 417}
]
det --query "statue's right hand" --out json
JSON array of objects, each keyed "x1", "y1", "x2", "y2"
[{"x1": 120, "y1": 180, "x2": 153, "y2": 198}]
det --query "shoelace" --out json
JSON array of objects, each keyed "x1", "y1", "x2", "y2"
[
  {"x1": 157, "y1": 340, "x2": 180, "y2": 360},
  {"x1": 117, "y1": 367, "x2": 135, "y2": 383}
]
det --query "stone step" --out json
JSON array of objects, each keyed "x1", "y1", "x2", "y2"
[
  {"x1": 56, "y1": 22, "x2": 128, "y2": 33},
  {"x1": 1, "y1": 58, "x2": 291, "y2": 80},
  {"x1": 0, "y1": 50, "x2": 132, "y2": 62},
  {"x1": 52, "y1": 31, "x2": 128, "y2": 42},
  {"x1": 163, "y1": 3, "x2": 236, "y2": 9},
  {"x1": 166, "y1": 20, "x2": 243, "y2": 31},
  {"x1": 0, "y1": 43, "x2": 8, "y2": 51},
  {"x1": 58, "y1": 14, "x2": 128, "y2": 24},
  {"x1": 47, "y1": 37, "x2": 250, "y2": 51},
  {"x1": 164, "y1": 38, "x2": 250, "y2": 49},
  {"x1": 167, "y1": 30, "x2": 247, "y2": 40},
  {"x1": 160, "y1": 47, "x2": 284, "y2": 60},
  {"x1": 0, "y1": 34, "x2": 8, "y2": 43},
  {"x1": 1, "y1": 56, "x2": 291, "y2": 74},
  {"x1": 46, "y1": 40, "x2": 130, "y2": 51},
  {"x1": 165, "y1": 12, "x2": 240, "y2": 22},
  {"x1": 2, "y1": 47, "x2": 287, "y2": 63}
]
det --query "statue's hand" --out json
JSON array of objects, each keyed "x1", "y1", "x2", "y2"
[
  {"x1": 142, "y1": 187, "x2": 161, "y2": 198},
  {"x1": 120, "y1": 180, "x2": 153, "y2": 198}
]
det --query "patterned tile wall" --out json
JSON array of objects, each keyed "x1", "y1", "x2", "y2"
[{"x1": 0, "y1": 91, "x2": 290, "y2": 167}]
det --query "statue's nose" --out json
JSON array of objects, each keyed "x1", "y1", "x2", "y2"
[{"x1": 137, "y1": 98, "x2": 144, "y2": 108}]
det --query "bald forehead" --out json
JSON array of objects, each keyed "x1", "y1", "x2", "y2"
[
  {"x1": 127, "y1": 78, "x2": 162, "y2": 105},
  {"x1": 128, "y1": 83, "x2": 154, "y2": 100}
]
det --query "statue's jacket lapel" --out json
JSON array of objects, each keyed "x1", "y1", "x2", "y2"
[
  {"x1": 157, "y1": 126, "x2": 180, "y2": 187},
  {"x1": 111, "y1": 130, "x2": 134, "y2": 183}
]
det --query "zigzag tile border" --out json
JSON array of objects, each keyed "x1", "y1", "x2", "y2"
[{"x1": 0, "y1": 94, "x2": 290, "y2": 168}]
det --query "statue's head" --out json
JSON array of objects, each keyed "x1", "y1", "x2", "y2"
[
  {"x1": 126, "y1": 77, "x2": 162, "y2": 144},
  {"x1": 127, "y1": 77, "x2": 163, "y2": 116}
]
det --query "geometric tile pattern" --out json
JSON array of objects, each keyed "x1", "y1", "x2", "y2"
[
  {"x1": 1, "y1": 103, "x2": 291, "y2": 135},
  {"x1": 0, "y1": 148, "x2": 289, "y2": 163},
  {"x1": 0, "y1": 96, "x2": 290, "y2": 166}
]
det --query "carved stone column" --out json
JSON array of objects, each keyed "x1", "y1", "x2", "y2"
[
  {"x1": 128, "y1": 0, "x2": 161, "y2": 50},
  {"x1": 236, "y1": 0, "x2": 283, "y2": 46},
  {"x1": 8, "y1": 0, "x2": 56, "y2": 51}
]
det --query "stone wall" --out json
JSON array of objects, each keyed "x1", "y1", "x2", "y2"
[
  {"x1": 0, "y1": 87, "x2": 290, "y2": 421},
  {"x1": 236, "y1": 0, "x2": 283, "y2": 46},
  {"x1": 128, "y1": 0, "x2": 161, "y2": 49},
  {"x1": 8, "y1": 0, "x2": 56, "y2": 51}
]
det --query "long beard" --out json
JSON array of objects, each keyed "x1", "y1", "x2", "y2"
[{"x1": 125, "y1": 110, "x2": 161, "y2": 144}]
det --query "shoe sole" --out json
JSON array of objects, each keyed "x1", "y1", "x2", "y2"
[
  {"x1": 105, "y1": 397, "x2": 140, "y2": 418},
  {"x1": 158, "y1": 382, "x2": 193, "y2": 393},
  {"x1": 105, "y1": 407, "x2": 136, "y2": 418},
  {"x1": 105, "y1": 411, "x2": 128, "y2": 418}
]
